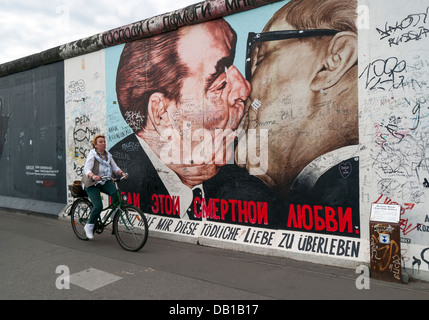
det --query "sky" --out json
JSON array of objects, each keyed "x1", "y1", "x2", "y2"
[{"x1": 0, "y1": 0, "x2": 199, "y2": 64}]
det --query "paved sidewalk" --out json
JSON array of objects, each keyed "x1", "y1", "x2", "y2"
[{"x1": 1, "y1": 208, "x2": 429, "y2": 301}]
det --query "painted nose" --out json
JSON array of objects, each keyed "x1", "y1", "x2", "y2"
[{"x1": 226, "y1": 65, "x2": 252, "y2": 107}]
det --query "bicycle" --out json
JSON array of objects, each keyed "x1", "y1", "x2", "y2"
[{"x1": 68, "y1": 175, "x2": 149, "y2": 252}]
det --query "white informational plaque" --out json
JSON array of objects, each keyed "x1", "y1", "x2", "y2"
[{"x1": 370, "y1": 203, "x2": 401, "y2": 223}]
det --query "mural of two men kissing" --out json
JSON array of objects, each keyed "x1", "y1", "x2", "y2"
[{"x1": 109, "y1": 0, "x2": 361, "y2": 239}]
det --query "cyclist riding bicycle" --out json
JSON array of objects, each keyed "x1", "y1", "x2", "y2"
[{"x1": 82, "y1": 134, "x2": 128, "y2": 240}]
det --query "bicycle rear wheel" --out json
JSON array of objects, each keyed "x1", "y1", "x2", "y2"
[
  {"x1": 113, "y1": 205, "x2": 148, "y2": 252},
  {"x1": 70, "y1": 198, "x2": 92, "y2": 240}
]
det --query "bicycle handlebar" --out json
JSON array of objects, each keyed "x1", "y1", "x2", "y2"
[{"x1": 95, "y1": 174, "x2": 128, "y2": 185}]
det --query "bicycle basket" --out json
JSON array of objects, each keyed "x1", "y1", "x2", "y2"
[{"x1": 69, "y1": 180, "x2": 88, "y2": 198}]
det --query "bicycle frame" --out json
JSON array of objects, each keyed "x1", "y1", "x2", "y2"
[
  {"x1": 94, "y1": 176, "x2": 141, "y2": 234},
  {"x1": 94, "y1": 176, "x2": 126, "y2": 232}
]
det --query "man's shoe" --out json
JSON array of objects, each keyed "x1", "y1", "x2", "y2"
[{"x1": 84, "y1": 224, "x2": 94, "y2": 240}]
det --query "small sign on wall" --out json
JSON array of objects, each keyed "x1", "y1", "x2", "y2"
[
  {"x1": 370, "y1": 203, "x2": 401, "y2": 223},
  {"x1": 379, "y1": 233, "x2": 390, "y2": 244}
]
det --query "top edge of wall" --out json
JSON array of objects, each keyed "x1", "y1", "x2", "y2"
[{"x1": 0, "y1": 0, "x2": 283, "y2": 78}]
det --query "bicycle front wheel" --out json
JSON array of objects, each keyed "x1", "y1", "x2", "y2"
[
  {"x1": 113, "y1": 205, "x2": 149, "y2": 252},
  {"x1": 70, "y1": 198, "x2": 92, "y2": 240}
]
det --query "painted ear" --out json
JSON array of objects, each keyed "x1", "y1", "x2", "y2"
[
  {"x1": 310, "y1": 32, "x2": 357, "y2": 91},
  {"x1": 147, "y1": 92, "x2": 173, "y2": 136}
]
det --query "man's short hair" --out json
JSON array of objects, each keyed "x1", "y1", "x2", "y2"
[
  {"x1": 266, "y1": 0, "x2": 357, "y2": 33},
  {"x1": 116, "y1": 29, "x2": 190, "y2": 133}
]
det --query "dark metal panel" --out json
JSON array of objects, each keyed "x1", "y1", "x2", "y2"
[{"x1": 0, "y1": 62, "x2": 66, "y2": 204}]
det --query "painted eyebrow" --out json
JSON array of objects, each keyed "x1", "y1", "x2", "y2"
[{"x1": 204, "y1": 56, "x2": 234, "y2": 93}]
